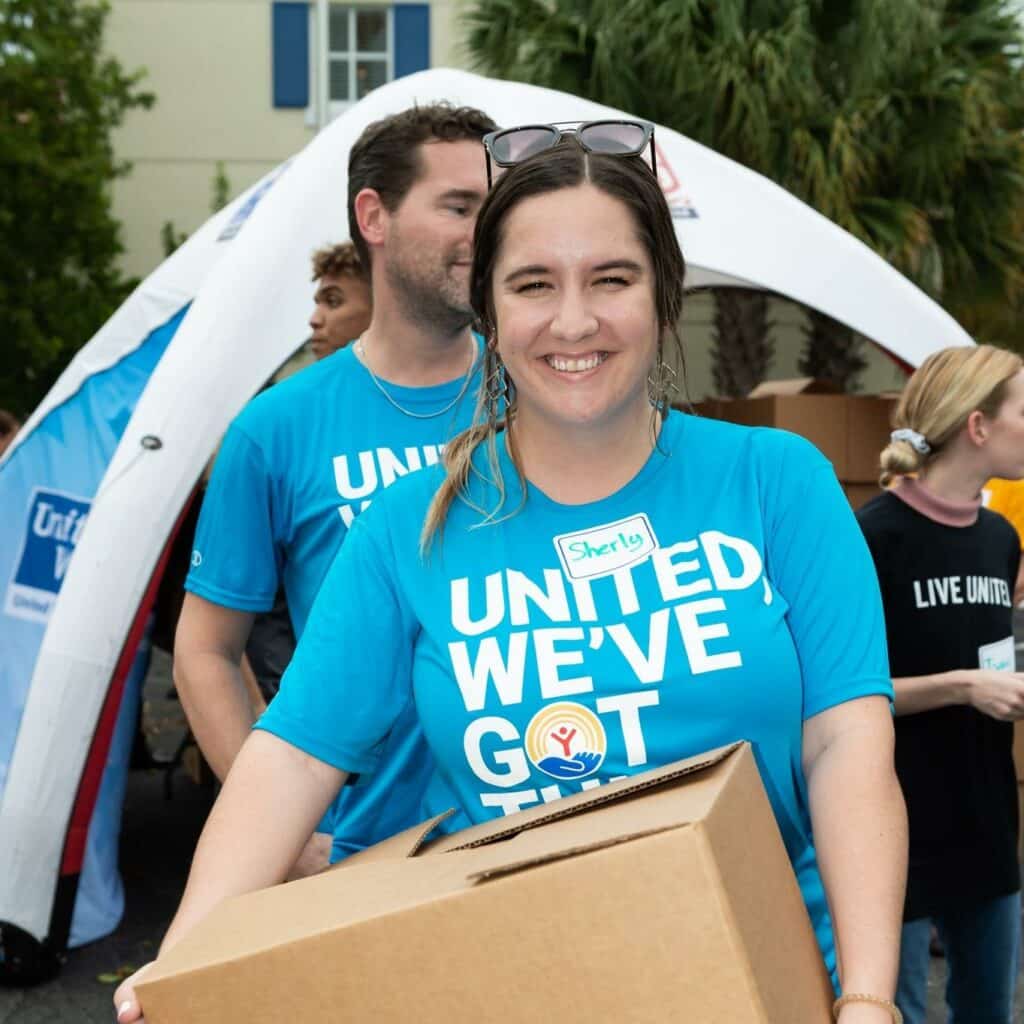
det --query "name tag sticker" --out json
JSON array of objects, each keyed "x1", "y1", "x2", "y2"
[
  {"x1": 554, "y1": 514, "x2": 659, "y2": 581},
  {"x1": 978, "y1": 635, "x2": 1016, "y2": 673}
]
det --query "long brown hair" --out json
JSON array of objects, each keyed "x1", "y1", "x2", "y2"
[{"x1": 421, "y1": 140, "x2": 686, "y2": 553}]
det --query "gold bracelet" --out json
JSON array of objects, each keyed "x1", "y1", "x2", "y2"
[{"x1": 832, "y1": 993, "x2": 903, "y2": 1024}]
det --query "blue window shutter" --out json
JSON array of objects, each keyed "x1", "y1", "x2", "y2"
[
  {"x1": 272, "y1": 2, "x2": 309, "y2": 108},
  {"x1": 394, "y1": 4, "x2": 430, "y2": 79}
]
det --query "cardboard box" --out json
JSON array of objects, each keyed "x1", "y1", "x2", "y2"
[
  {"x1": 746, "y1": 378, "x2": 839, "y2": 398},
  {"x1": 846, "y1": 396, "x2": 896, "y2": 483},
  {"x1": 137, "y1": 744, "x2": 834, "y2": 1023},
  {"x1": 692, "y1": 381, "x2": 895, "y2": 484},
  {"x1": 686, "y1": 397, "x2": 723, "y2": 420}
]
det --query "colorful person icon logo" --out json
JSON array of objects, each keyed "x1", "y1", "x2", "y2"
[{"x1": 524, "y1": 702, "x2": 607, "y2": 781}]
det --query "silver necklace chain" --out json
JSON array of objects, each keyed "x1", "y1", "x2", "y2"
[{"x1": 355, "y1": 335, "x2": 477, "y2": 420}]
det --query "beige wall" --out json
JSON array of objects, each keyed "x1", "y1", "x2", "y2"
[{"x1": 107, "y1": 0, "x2": 468, "y2": 278}]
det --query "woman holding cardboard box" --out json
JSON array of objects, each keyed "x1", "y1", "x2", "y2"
[
  {"x1": 857, "y1": 345, "x2": 1024, "y2": 1024},
  {"x1": 117, "y1": 127, "x2": 906, "y2": 1023}
]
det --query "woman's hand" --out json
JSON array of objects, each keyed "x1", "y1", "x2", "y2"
[
  {"x1": 964, "y1": 669, "x2": 1024, "y2": 720},
  {"x1": 109, "y1": 733, "x2": 346, "y2": 1023},
  {"x1": 114, "y1": 961, "x2": 154, "y2": 1022}
]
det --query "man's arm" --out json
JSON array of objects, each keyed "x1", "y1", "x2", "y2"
[
  {"x1": 173, "y1": 593, "x2": 256, "y2": 782},
  {"x1": 174, "y1": 594, "x2": 333, "y2": 879}
]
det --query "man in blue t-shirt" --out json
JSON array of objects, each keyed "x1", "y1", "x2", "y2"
[
  {"x1": 241, "y1": 240, "x2": 372, "y2": 703},
  {"x1": 176, "y1": 103, "x2": 497, "y2": 875}
]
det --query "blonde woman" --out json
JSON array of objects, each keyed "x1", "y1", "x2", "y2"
[
  {"x1": 116, "y1": 131, "x2": 906, "y2": 1023},
  {"x1": 857, "y1": 345, "x2": 1024, "y2": 1024}
]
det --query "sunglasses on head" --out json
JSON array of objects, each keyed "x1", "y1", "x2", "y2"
[{"x1": 482, "y1": 120, "x2": 657, "y2": 187}]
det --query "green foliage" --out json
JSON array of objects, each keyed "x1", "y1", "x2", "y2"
[
  {"x1": 711, "y1": 288, "x2": 774, "y2": 397},
  {"x1": 798, "y1": 309, "x2": 868, "y2": 391},
  {"x1": 464, "y1": 0, "x2": 1024, "y2": 351},
  {"x1": 160, "y1": 220, "x2": 189, "y2": 258},
  {"x1": 160, "y1": 161, "x2": 232, "y2": 257},
  {"x1": 0, "y1": 0, "x2": 153, "y2": 417},
  {"x1": 211, "y1": 160, "x2": 230, "y2": 212}
]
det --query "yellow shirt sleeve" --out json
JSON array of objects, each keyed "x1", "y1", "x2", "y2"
[{"x1": 985, "y1": 478, "x2": 1024, "y2": 546}]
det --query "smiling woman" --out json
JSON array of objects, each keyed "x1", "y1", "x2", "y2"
[
  {"x1": 421, "y1": 139, "x2": 685, "y2": 535},
  {"x1": 253, "y1": 137, "x2": 908, "y2": 1023},
  {"x1": 494, "y1": 188, "x2": 660, "y2": 441},
  {"x1": 115, "y1": 131, "x2": 907, "y2": 1024}
]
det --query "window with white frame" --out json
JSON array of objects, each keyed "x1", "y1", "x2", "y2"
[{"x1": 326, "y1": 5, "x2": 392, "y2": 114}]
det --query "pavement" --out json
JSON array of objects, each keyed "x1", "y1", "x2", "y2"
[
  {"x1": 2, "y1": 648, "x2": 1024, "y2": 1022},
  {"x1": 0, "y1": 651, "x2": 214, "y2": 1023}
]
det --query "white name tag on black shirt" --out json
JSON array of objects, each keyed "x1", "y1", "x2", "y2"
[{"x1": 978, "y1": 635, "x2": 1015, "y2": 673}]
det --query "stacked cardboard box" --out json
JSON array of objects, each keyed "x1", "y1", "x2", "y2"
[
  {"x1": 136, "y1": 744, "x2": 835, "y2": 1023},
  {"x1": 692, "y1": 379, "x2": 897, "y2": 510}
]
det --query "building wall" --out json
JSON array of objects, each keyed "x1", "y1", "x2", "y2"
[{"x1": 107, "y1": 0, "x2": 468, "y2": 278}]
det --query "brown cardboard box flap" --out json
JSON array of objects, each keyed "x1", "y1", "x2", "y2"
[
  {"x1": 746, "y1": 378, "x2": 839, "y2": 397},
  {"x1": 466, "y1": 827, "x2": 676, "y2": 882},
  {"x1": 442, "y1": 746, "x2": 749, "y2": 881},
  {"x1": 336, "y1": 808, "x2": 455, "y2": 868},
  {"x1": 425, "y1": 741, "x2": 744, "y2": 854}
]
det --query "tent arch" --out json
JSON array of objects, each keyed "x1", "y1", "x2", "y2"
[{"x1": 0, "y1": 68, "x2": 971, "y2": 980}]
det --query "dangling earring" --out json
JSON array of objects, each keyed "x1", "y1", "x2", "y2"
[
  {"x1": 483, "y1": 342, "x2": 510, "y2": 420},
  {"x1": 485, "y1": 349, "x2": 507, "y2": 404},
  {"x1": 648, "y1": 349, "x2": 679, "y2": 413}
]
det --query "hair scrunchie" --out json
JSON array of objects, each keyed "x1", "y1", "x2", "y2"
[{"x1": 890, "y1": 427, "x2": 931, "y2": 455}]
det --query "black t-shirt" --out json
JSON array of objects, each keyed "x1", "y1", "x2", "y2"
[
  {"x1": 857, "y1": 491, "x2": 1020, "y2": 920},
  {"x1": 245, "y1": 587, "x2": 296, "y2": 702}
]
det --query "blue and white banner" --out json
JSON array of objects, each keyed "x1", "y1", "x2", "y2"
[
  {"x1": 0, "y1": 307, "x2": 185, "y2": 944},
  {"x1": 0, "y1": 160, "x2": 289, "y2": 965},
  {"x1": 5, "y1": 489, "x2": 92, "y2": 624}
]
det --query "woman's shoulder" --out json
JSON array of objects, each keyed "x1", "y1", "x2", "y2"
[{"x1": 978, "y1": 505, "x2": 1022, "y2": 549}]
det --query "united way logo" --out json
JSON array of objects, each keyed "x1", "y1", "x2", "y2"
[
  {"x1": 4, "y1": 489, "x2": 91, "y2": 624},
  {"x1": 525, "y1": 702, "x2": 607, "y2": 781},
  {"x1": 655, "y1": 143, "x2": 699, "y2": 220}
]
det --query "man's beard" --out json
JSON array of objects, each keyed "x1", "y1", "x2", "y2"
[{"x1": 384, "y1": 247, "x2": 475, "y2": 337}]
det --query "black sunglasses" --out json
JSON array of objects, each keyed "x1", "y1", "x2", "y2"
[{"x1": 482, "y1": 120, "x2": 657, "y2": 187}]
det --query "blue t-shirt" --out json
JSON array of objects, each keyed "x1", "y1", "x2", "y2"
[
  {"x1": 187, "y1": 341, "x2": 480, "y2": 857},
  {"x1": 258, "y1": 411, "x2": 892, "y2": 977}
]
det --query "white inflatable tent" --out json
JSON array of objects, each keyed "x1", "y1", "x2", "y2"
[{"x1": 0, "y1": 68, "x2": 973, "y2": 981}]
